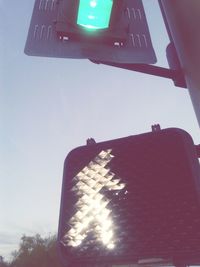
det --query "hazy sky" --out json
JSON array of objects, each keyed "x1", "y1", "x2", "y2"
[{"x1": 1, "y1": 0, "x2": 199, "y2": 261}]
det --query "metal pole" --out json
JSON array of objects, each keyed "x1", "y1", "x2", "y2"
[{"x1": 160, "y1": 0, "x2": 200, "y2": 127}]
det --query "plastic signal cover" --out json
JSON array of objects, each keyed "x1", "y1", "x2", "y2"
[{"x1": 77, "y1": 0, "x2": 114, "y2": 30}]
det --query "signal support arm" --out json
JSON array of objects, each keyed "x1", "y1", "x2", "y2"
[
  {"x1": 91, "y1": 0, "x2": 187, "y2": 89},
  {"x1": 91, "y1": 47, "x2": 186, "y2": 89}
]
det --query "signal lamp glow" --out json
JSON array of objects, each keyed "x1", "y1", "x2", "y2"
[
  {"x1": 62, "y1": 149, "x2": 125, "y2": 249},
  {"x1": 77, "y1": 0, "x2": 114, "y2": 30}
]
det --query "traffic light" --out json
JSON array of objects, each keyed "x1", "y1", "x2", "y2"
[
  {"x1": 58, "y1": 128, "x2": 200, "y2": 266},
  {"x1": 67, "y1": 0, "x2": 114, "y2": 30},
  {"x1": 24, "y1": 0, "x2": 156, "y2": 64},
  {"x1": 77, "y1": 0, "x2": 114, "y2": 30},
  {"x1": 55, "y1": 0, "x2": 126, "y2": 43}
]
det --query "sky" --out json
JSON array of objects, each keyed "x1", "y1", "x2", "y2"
[{"x1": 1, "y1": 0, "x2": 200, "y2": 262}]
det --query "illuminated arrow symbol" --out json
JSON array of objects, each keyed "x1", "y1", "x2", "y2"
[{"x1": 63, "y1": 149, "x2": 126, "y2": 249}]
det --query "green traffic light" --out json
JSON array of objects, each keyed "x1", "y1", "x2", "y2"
[{"x1": 77, "y1": 0, "x2": 113, "y2": 30}]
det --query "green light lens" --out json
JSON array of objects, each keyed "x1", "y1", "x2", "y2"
[{"x1": 77, "y1": 0, "x2": 113, "y2": 30}]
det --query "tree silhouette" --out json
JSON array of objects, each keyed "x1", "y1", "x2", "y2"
[
  {"x1": 8, "y1": 234, "x2": 62, "y2": 267},
  {"x1": 0, "y1": 256, "x2": 8, "y2": 267}
]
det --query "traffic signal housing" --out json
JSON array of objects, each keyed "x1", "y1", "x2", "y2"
[
  {"x1": 24, "y1": 0, "x2": 156, "y2": 64},
  {"x1": 58, "y1": 128, "x2": 200, "y2": 266},
  {"x1": 56, "y1": 0, "x2": 125, "y2": 44}
]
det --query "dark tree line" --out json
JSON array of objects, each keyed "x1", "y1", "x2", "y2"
[{"x1": 1, "y1": 234, "x2": 63, "y2": 267}]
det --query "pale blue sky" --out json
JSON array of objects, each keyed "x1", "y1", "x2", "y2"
[{"x1": 1, "y1": 0, "x2": 199, "y2": 261}]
